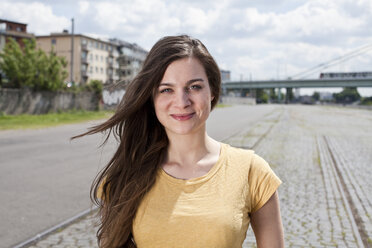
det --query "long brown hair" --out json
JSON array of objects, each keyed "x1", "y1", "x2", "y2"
[{"x1": 74, "y1": 35, "x2": 221, "y2": 247}]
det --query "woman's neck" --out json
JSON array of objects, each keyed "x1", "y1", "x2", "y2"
[{"x1": 165, "y1": 129, "x2": 220, "y2": 169}]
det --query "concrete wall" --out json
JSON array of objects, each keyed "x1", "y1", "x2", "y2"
[
  {"x1": 0, "y1": 88, "x2": 99, "y2": 115},
  {"x1": 102, "y1": 88, "x2": 125, "y2": 109},
  {"x1": 220, "y1": 96, "x2": 256, "y2": 105}
]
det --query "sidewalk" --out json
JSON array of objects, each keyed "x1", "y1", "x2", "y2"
[{"x1": 28, "y1": 211, "x2": 99, "y2": 248}]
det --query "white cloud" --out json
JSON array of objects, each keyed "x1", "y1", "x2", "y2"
[
  {"x1": 183, "y1": 8, "x2": 210, "y2": 34},
  {"x1": 1, "y1": 0, "x2": 372, "y2": 95},
  {"x1": 0, "y1": 2, "x2": 70, "y2": 35},
  {"x1": 78, "y1": 1, "x2": 90, "y2": 15}
]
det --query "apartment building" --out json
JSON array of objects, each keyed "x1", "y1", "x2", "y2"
[
  {"x1": 0, "y1": 19, "x2": 34, "y2": 51},
  {"x1": 220, "y1": 69, "x2": 231, "y2": 82},
  {"x1": 36, "y1": 31, "x2": 119, "y2": 85},
  {"x1": 110, "y1": 38, "x2": 147, "y2": 84}
]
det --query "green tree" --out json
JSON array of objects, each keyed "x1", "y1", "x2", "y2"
[
  {"x1": 333, "y1": 87, "x2": 361, "y2": 104},
  {"x1": 0, "y1": 38, "x2": 67, "y2": 91},
  {"x1": 269, "y1": 88, "x2": 277, "y2": 101},
  {"x1": 86, "y1": 79, "x2": 103, "y2": 98},
  {"x1": 312, "y1": 91, "x2": 320, "y2": 101},
  {"x1": 256, "y1": 89, "x2": 268, "y2": 103},
  {"x1": 360, "y1": 96, "x2": 372, "y2": 105}
]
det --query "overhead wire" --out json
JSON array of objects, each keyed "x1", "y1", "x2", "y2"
[{"x1": 290, "y1": 43, "x2": 372, "y2": 79}]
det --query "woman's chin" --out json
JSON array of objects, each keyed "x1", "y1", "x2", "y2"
[{"x1": 165, "y1": 125, "x2": 201, "y2": 136}]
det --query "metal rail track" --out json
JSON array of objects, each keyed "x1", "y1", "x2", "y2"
[{"x1": 323, "y1": 136, "x2": 368, "y2": 248}]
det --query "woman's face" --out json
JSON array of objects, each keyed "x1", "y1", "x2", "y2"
[{"x1": 153, "y1": 57, "x2": 214, "y2": 136}]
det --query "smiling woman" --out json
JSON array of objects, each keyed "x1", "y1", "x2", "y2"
[
  {"x1": 74, "y1": 35, "x2": 284, "y2": 248},
  {"x1": 154, "y1": 57, "x2": 214, "y2": 136}
]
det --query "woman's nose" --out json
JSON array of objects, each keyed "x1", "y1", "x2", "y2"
[{"x1": 174, "y1": 90, "x2": 191, "y2": 108}]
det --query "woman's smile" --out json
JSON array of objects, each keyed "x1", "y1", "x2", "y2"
[{"x1": 170, "y1": 113, "x2": 195, "y2": 121}]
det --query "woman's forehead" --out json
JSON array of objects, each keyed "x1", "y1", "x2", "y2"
[{"x1": 160, "y1": 57, "x2": 207, "y2": 82}]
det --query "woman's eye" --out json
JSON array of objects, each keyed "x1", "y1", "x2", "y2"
[
  {"x1": 190, "y1": 85, "x2": 202, "y2": 90},
  {"x1": 160, "y1": 88, "x2": 172, "y2": 93}
]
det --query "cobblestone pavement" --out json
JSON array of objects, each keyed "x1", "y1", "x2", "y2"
[
  {"x1": 240, "y1": 105, "x2": 372, "y2": 247},
  {"x1": 28, "y1": 211, "x2": 99, "y2": 248},
  {"x1": 26, "y1": 105, "x2": 372, "y2": 248}
]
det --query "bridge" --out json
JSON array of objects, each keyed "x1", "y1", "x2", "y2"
[
  {"x1": 222, "y1": 78, "x2": 372, "y2": 90},
  {"x1": 221, "y1": 78, "x2": 372, "y2": 102},
  {"x1": 222, "y1": 42, "x2": 372, "y2": 101}
]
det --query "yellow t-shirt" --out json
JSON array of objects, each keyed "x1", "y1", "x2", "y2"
[{"x1": 132, "y1": 143, "x2": 281, "y2": 248}]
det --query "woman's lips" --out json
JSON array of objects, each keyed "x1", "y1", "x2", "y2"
[{"x1": 170, "y1": 113, "x2": 195, "y2": 121}]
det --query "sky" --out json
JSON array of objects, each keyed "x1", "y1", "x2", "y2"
[{"x1": 1, "y1": 0, "x2": 372, "y2": 96}]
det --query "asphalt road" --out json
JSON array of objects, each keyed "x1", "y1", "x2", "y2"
[{"x1": 0, "y1": 104, "x2": 278, "y2": 248}]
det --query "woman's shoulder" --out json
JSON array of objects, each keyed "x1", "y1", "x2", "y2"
[
  {"x1": 220, "y1": 142, "x2": 257, "y2": 171},
  {"x1": 222, "y1": 142, "x2": 255, "y2": 160},
  {"x1": 221, "y1": 143, "x2": 272, "y2": 171}
]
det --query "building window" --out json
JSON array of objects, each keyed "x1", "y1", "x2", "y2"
[
  {"x1": 95, "y1": 67, "x2": 98, "y2": 73},
  {"x1": 81, "y1": 39, "x2": 87, "y2": 45},
  {"x1": 100, "y1": 67, "x2": 103, "y2": 74},
  {"x1": 95, "y1": 42, "x2": 98, "y2": 48},
  {"x1": 89, "y1": 66, "x2": 93, "y2": 73},
  {"x1": 95, "y1": 55, "x2": 99, "y2": 61},
  {"x1": 0, "y1": 23, "x2": 6, "y2": 31},
  {"x1": 100, "y1": 55, "x2": 103, "y2": 62},
  {"x1": 51, "y1": 39, "x2": 56, "y2": 45},
  {"x1": 89, "y1": 54, "x2": 93, "y2": 61}
]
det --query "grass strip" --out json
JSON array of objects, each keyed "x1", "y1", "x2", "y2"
[
  {"x1": 216, "y1": 103, "x2": 232, "y2": 108},
  {"x1": 0, "y1": 110, "x2": 113, "y2": 130},
  {"x1": 1, "y1": 104, "x2": 231, "y2": 130}
]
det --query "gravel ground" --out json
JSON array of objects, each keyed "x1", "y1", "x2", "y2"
[{"x1": 26, "y1": 105, "x2": 372, "y2": 248}]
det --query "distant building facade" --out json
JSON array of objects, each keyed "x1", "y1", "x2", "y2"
[
  {"x1": 319, "y1": 92, "x2": 333, "y2": 101},
  {"x1": 36, "y1": 31, "x2": 120, "y2": 85},
  {"x1": 0, "y1": 19, "x2": 34, "y2": 51},
  {"x1": 220, "y1": 69, "x2": 231, "y2": 82},
  {"x1": 110, "y1": 38, "x2": 147, "y2": 84}
]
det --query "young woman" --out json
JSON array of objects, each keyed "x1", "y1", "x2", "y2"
[{"x1": 76, "y1": 35, "x2": 284, "y2": 248}]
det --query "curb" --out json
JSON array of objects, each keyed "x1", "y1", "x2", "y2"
[{"x1": 13, "y1": 206, "x2": 98, "y2": 248}]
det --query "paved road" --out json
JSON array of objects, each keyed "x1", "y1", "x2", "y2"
[
  {"x1": 26, "y1": 104, "x2": 372, "y2": 248},
  {"x1": 0, "y1": 104, "x2": 277, "y2": 248}
]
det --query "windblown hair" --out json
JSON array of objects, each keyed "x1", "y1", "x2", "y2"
[{"x1": 74, "y1": 35, "x2": 221, "y2": 247}]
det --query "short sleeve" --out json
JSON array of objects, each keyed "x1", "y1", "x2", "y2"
[{"x1": 248, "y1": 153, "x2": 281, "y2": 213}]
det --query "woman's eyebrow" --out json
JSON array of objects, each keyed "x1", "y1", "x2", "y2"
[
  {"x1": 159, "y1": 82, "x2": 173, "y2": 87},
  {"x1": 186, "y1": 78, "x2": 204, "y2": 85},
  {"x1": 159, "y1": 78, "x2": 204, "y2": 87}
]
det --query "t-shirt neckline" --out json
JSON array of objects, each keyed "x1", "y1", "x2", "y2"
[{"x1": 159, "y1": 142, "x2": 227, "y2": 186}]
